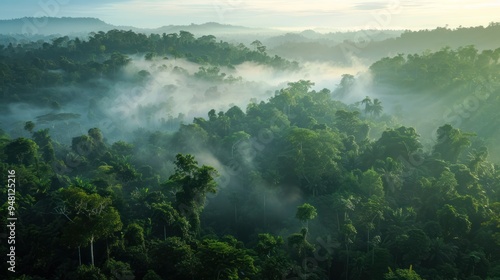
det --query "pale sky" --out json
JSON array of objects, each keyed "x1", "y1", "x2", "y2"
[{"x1": 0, "y1": 0, "x2": 499, "y2": 31}]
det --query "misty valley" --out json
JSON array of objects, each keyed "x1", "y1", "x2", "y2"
[{"x1": 1, "y1": 18, "x2": 500, "y2": 280}]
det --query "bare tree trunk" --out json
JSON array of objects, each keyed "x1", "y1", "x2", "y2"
[
  {"x1": 164, "y1": 225, "x2": 167, "y2": 241},
  {"x1": 367, "y1": 229, "x2": 370, "y2": 253},
  {"x1": 90, "y1": 236, "x2": 95, "y2": 266},
  {"x1": 78, "y1": 246, "x2": 82, "y2": 266},
  {"x1": 372, "y1": 246, "x2": 375, "y2": 265},
  {"x1": 106, "y1": 239, "x2": 110, "y2": 261},
  {"x1": 336, "y1": 212, "x2": 341, "y2": 233},
  {"x1": 263, "y1": 191, "x2": 267, "y2": 228},
  {"x1": 346, "y1": 244, "x2": 349, "y2": 280}
]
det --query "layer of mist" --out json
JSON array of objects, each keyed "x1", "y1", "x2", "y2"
[{"x1": 1, "y1": 56, "x2": 367, "y2": 145}]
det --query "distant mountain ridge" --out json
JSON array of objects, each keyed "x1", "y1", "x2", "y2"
[
  {"x1": 0, "y1": 17, "x2": 276, "y2": 38},
  {"x1": 269, "y1": 23, "x2": 500, "y2": 64},
  {"x1": 0, "y1": 17, "x2": 120, "y2": 35}
]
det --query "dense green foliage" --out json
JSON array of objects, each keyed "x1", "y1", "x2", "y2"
[
  {"x1": 370, "y1": 45, "x2": 500, "y2": 89},
  {"x1": 366, "y1": 44, "x2": 500, "y2": 160},
  {"x1": 2, "y1": 78, "x2": 500, "y2": 279},
  {"x1": 0, "y1": 29, "x2": 298, "y2": 106},
  {"x1": 1, "y1": 27, "x2": 500, "y2": 280},
  {"x1": 270, "y1": 23, "x2": 500, "y2": 64}
]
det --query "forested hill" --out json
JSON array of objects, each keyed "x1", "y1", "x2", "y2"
[
  {"x1": 363, "y1": 45, "x2": 500, "y2": 159},
  {"x1": 263, "y1": 29, "x2": 403, "y2": 48},
  {"x1": 0, "y1": 29, "x2": 298, "y2": 105},
  {"x1": 378, "y1": 23, "x2": 500, "y2": 52},
  {"x1": 270, "y1": 23, "x2": 500, "y2": 64}
]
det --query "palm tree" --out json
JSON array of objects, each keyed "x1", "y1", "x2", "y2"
[
  {"x1": 372, "y1": 99, "x2": 383, "y2": 118},
  {"x1": 426, "y1": 238, "x2": 458, "y2": 265},
  {"x1": 361, "y1": 96, "x2": 372, "y2": 116},
  {"x1": 467, "y1": 147, "x2": 488, "y2": 175}
]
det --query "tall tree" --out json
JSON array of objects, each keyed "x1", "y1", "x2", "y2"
[
  {"x1": 373, "y1": 126, "x2": 422, "y2": 162},
  {"x1": 295, "y1": 203, "x2": 318, "y2": 230},
  {"x1": 358, "y1": 169, "x2": 385, "y2": 198},
  {"x1": 334, "y1": 74, "x2": 355, "y2": 98},
  {"x1": 433, "y1": 124, "x2": 473, "y2": 163},
  {"x1": 166, "y1": 153, "x2": 218, "y2": 234},
  {"x1": 342, "y1": 219, "x2": 358, "y2": 280},
  {"x1": 196, "y1": 239, "x2": 257, "y2": 279},
  {"x1": 58, "y1": 186, "x2": 122, "y2": 266},
  {"x1": 286, "y1": 128, "x2": 342, "y2": 196},
  {"x1": 372, "y1": 98, "x2": 384, "y2": 118},
  {"x1": 361, "y1": 96, "x2": 373, "y2": 115},
  {"x1": 5, "y1": 138, "x2": 38, "y2": 165}
]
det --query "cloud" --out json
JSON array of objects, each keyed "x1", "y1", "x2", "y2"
[
  {"x1": 0, "y1": 0, "x2": 498, "y2": 31},
  {"x1": 353, "y1": 2, "x2": 388, "y2": 10}
]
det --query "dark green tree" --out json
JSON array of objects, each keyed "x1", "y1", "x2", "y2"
[
  {"x1": 5, "y1": 138, "x2": 38, "y2": 165},
  {"x1": 196, "y1": 239, "x2": 257, "y2": 279},
  {"x1": 166, "y1": 153, "x2": 218, "y2": 233},
  {"x1": 58, "y1": 186, "x2": 122, "y2": 266},
  {"x1": 124, "y1": 223, "x2": 145, "y2": 248},
  {"x1": 24, "y1": 121, "x2": 35, "y2": 133},
  {"x1": 433, "y1": 124, "x2": 473, "y2": 163},
  {"x1": 372, "y1": 98, "x2": 383, "y2": 118}
]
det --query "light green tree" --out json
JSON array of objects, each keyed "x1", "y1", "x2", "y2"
[
  {"x1": 384, "y1": 266, "x2": 423, "y2": 280},
  {"x1": 295, "y1": 203, "x2": 318, "y2": 230}
]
